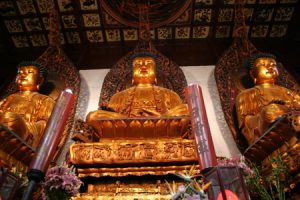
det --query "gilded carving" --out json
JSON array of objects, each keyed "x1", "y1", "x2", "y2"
[
  {"x1": 140, "y1": 143, "x2": 157, "y2": 160},
  {"x1": 164, "y1": 142, "x2": 181, "y2": 159},
  {"x1": 93, "y1": 145, "x2": 112, "y2": 160},
  {"x1": 77, "y1": 164, "x2": 199, "y2": 177},
  {"x1": 117, "y1": 144, "x2": 137, "y2": 160},
  {"x1": 70, "y1": 139, "x2": 196, "y2": 165},
  {"x1": 71, "y1": 144, "x2": 93, "y2": 164},
  {"x1": 72, "y1": 119, "x2": 99, "y2": 142},
  {"x1": 183, "y1": 142, "x2": 196, "y2": 158}
]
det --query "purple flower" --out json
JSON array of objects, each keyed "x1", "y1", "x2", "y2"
[
  {"x1": 184, "y1": 194, "x2": 201, "y2": 200},
  {"x1": 178, "y1": 185, "x2": 186, "y2": 193},
  {"x1": 217, "y1": 155, "x2": 254, "y2": 176},
  {"x1": 42, "y1": 164, "x2": 82, "y2": 199}
]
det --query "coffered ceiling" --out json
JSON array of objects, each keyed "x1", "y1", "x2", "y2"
[
  {"x1": 0, "y1": 0, "x2": 298, "y2": 48},
  {"x1": 0, "y1": 0, "x2": 299, "y2": 87}
]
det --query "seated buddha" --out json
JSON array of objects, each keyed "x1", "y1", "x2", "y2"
[
  {"x1": 235, "y1": 53, "x2": 300, "y2": 145},
  {"x1": 0, "y1": 62, "x2": 55, "y2": 148},
  {"x1": 86, "y1": 55, "x2": 189, "y2": 134}
]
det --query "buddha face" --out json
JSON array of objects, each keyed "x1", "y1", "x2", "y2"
[
  {"x1": 16, "y1": 66, "x2": 43, "y2": 91},
  {"x1": 132, "y1": 56, "x2": 156, "y2": 85},
  {"x1": 251, "y1": 57, "x2": 279, "y2": 85}
]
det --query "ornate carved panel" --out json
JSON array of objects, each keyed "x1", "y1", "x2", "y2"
[{"x1": 70, "y1": 139, "x2": 197, "y2": 165}]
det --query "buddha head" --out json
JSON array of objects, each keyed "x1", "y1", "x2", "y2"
[
  {"x1": 132, "y1": 56, "x2": 157, "y2": 85},
  {"x1": 16, "y1": 61, "x2": 46, "y2": 92},
  {"x1": 246, "y1": 53, "x2": 279, "y2": 85}
]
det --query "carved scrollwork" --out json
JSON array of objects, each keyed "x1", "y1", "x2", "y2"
[{"x1": 72, "y1": 119, "x2": 99, "y2": 142}]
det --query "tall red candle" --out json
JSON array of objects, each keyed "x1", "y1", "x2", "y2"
[
  {"x1": 29, "y1": 89, "x2": 75, "y2": 172},
  {"x1": 185, "y1": 84, "x2": 217, "y2": 170}
]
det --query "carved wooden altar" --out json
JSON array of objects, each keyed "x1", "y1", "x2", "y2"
[
  {"x1": 215, "y1": 1, "x2": 300, "y2": 184},
  {"x1": 0, "y1": 10, "x2": 80, "y2": 169}
]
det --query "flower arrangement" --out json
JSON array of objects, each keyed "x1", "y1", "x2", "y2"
[
  {"x1": 42, "y1": 164, "x2": 82, "y2": 200},
  {"x1": 218, "y1": 155, "x2": 296, "y2": 199},
  {"x1": 166, "y1": 165, "x2": 211, "y2": 200}
]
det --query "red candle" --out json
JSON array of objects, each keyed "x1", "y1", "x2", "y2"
[
  {"x1": 29, "y1": 89, "x2": 75, "y2": 172},
  {"x1": 185, "y1": 84, "x2": 217, "y2": 170}
]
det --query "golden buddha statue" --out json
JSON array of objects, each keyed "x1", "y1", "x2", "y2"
[
  {"x1": 86, "y1": 56, "x2": 189, "y2": 134},
  {"x1": 236, "y1": 53, "x2": 300, "y2": 145},
  {"x1": 70, "y1": 55, "x2": 197, "y2": 199},
  {"x1": 0, "y1": 62, "x2": 55, "y2": 148}
]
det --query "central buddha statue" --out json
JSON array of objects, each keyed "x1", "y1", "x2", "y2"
[
  {"x1": 0, "y1": 62, "x2": 55, "y2": 148},
  {"x1": 70, "y1": 55, "x2": 196, "y2": 199},
  {"x1": 236, "y1": 53, "x2": 300, "y2": 145},
  {"x1": 86, "y1": 55, "x2": 189, "y2": 132}
]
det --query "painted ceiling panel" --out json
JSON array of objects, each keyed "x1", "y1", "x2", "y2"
[{"x1": 0, "y1": 0, "x2": 298, "y2": 48}]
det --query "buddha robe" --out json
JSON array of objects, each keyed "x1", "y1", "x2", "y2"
[
  {"x1": 0, "y1": 92, "x2": 55, "y2": 148},
  {"x1": 107, "y1": 86, "x2": 186, "y2": 117},
  {"x1": 236, "y1": 85, "x2": 300, "y2": 145}
]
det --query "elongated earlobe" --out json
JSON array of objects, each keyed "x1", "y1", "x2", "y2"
[
  {"x1": 37, "y1": 77, "x2": 44, "y2": 91},
  {"x1": 250, "y1": 69, "x2": 256, "y2": 84}
]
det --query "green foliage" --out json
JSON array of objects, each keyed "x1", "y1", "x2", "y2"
[{"x1": 245, "y1": 156, "x2": 289, "y2": 200}]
